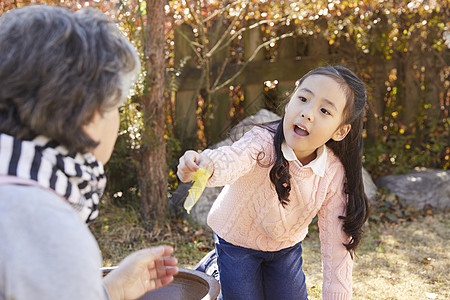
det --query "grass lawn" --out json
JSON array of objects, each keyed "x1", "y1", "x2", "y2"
[
  {"x1": 91, "y1": 199, "x2": 449, "y2": 300},
  {"x1": 303, "y1": 213, "x2": 449, "y2": 299}
]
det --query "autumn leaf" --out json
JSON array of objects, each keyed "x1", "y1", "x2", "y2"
[{"x1": 184, "y1": 168, "x2": 212, "y2": 213}]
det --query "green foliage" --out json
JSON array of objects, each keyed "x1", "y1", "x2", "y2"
[
  {"x1": 363, "y1": 64, "x2": 449, "y2": 178},
  {"x1": 1, "y1": 0, "x2": 448, "y2": 204},
  {"x1": 166, "y1": 0, "x2": 449, "y2": 179},
  {"x1": 104, "y1": 98, "x2": 143, "y2": 208}
]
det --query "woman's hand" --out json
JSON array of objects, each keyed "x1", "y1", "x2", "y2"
[
  {"x1": 103, "y1": 245, "x2": 178, "y2": 300},
  {"x1": 177, "y1": 150, "x2": 213, "y2": 183}
]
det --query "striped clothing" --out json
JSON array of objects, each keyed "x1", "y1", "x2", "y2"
[{"x1": 0, "y1": 133, "x2": 105, "y2": 223}]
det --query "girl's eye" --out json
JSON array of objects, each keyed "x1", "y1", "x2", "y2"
[
  {"x1": 321, "y1": 108, "x2": 331, "y2": 115},
  {"x1": 298, "y1": 96, "x2": 307, "y2": 102}
]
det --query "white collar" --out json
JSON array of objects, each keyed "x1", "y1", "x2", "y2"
[{"x1": 281, "y1": 142, "x2": 327, "y2": 177}]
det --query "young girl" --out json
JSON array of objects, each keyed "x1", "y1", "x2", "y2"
[{"x1": 177, "y1": 66, "x2": 369, "y2": 299}]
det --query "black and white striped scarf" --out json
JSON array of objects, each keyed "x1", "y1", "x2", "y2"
[{"x1": 0, "y1": 132, "x2": 106, "y2": 223}]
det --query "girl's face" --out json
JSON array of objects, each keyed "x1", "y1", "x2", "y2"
[{"x1": 283, "y1": 74, "x2": 351, "y2": 165}]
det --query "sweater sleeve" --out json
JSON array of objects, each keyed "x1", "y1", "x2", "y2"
[
  {"x1": 201, "y1": 126, "x2": 273, "y2": 187},
  {"x1": 0, "y1": 185, "x2": 109, "y2": 300},
  {"x1": 318, "y1": 166, "x2": 353, "y2": 300}
]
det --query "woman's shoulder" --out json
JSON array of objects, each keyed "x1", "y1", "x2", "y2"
[
  {"x1": 0, "y1": 184, "x2": 72, "y2": 213},
  {"x1": 0, "y1": 184, "x2": 96, "y2": 245},
  {"x1": 0, "y1": 184, "x2": 105, "y2": 299}
]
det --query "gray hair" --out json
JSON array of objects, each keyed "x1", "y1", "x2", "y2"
[{"x1": 0, "y1": 5, "x2": 140, "y2": 153}]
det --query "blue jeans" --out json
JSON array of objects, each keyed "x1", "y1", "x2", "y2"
[{"x1": 214, "y1": 234, "x2": 308, "y2": 300}]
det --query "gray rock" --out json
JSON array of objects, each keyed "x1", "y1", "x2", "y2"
[
  {"x1": 363, "y1": 167, "x2": 378, "y2": 205},
  {"x1": 212, "y1": 109, "x2": 281, "y2": 149},
  {"x1": 376, "y1": 168, "x2": 450, "y2": 210}
]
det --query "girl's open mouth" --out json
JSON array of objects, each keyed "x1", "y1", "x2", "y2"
[{"x1": 294, "y1": 125, "x2": 309, "y2": 136}]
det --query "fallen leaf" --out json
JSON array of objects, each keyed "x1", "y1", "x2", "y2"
[
  {"x1": 197, "y1": 246, "x2": 211, "y2": 251},
  {"x1": 421, "y1": 257, "x2": 432, "y2": 265}
]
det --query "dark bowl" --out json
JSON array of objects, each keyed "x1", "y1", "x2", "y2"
[{"x1": 102, "y1": 267, "x2": 220, "y2": 300}]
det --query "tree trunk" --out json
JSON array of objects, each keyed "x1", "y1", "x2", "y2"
[{"x1": 138, "y1": 0, "x2": 167, "y2": 224}]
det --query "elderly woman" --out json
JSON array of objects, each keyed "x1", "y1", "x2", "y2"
[{"x1": 0, "y1": 5, "x2": 178, "y2": 300}]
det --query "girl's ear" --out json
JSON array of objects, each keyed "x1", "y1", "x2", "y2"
[{"x1": 332, "y1": 124, "x2": 351, "y2": 141}]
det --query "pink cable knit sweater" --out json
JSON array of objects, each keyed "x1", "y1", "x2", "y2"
[{"x1": 202, "y1": 126, "x2": 353, "y2": 300}]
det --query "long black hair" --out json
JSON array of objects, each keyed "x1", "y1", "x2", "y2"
[{"x1": 266, "y1": 66, "x2": 369, "y2": 254}]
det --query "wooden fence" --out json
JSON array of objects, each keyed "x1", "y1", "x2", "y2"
[{"x1": 172, "y1": 23, "x2": 448, "y2": 150}]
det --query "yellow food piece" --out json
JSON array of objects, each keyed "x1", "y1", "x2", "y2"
[{"x1": 184, "y1": 168, "x2": 212, "y2": 214}]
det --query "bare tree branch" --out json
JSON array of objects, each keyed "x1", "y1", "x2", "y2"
[
  {"x1": 212, "y1": 18, "x2": 287, "y2": 54},
  {"x1": 203, "y1": 0, "x2": 243, "y2": 23},
  {"x1": 186, "y1": 0, "x2": 201, "y2": 28},
  {"x1": 206, "y1": 0, "x2": 249, "y2": 57},
  {"x1": 213, "y1": 32, "x2": 294, "y2": 92},
  {"x1": 210, "y1": 57, "x2": 230, "y2": 92},
  {"x1": 174, "y1": 26, "x2": 204, "y2": 62}
]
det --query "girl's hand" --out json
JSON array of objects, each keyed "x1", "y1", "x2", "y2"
[
  {"x1": 177, "y1": 150, "x2": 213, "y2": 183},
  {"x1": 103, "y1": 245, "x2": 178, "y2": 300}
]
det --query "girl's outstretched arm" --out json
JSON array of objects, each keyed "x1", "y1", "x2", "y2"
[
  {"x1": 177, "y1": 150, "x2": 214, "y2": 183},
  {"x1": 199, "y1": 126, "x2": 273, "y2": 187}
]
